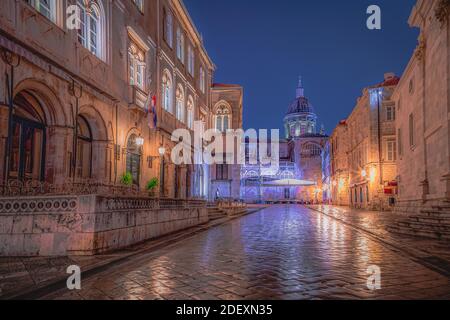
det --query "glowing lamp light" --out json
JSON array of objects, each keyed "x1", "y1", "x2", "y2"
[
  {"x1": 158, "y1": 146, "x2": 166, "y2": 156},
  {"x1": 135, "y1": 135, "x2": 144, "y2": 146},
  {"x1": 361, "y1": 169, "x2": 367, "y2": 178},
  {"x1": 370, "y1": 167, "x2": 377, "y2": 182}
]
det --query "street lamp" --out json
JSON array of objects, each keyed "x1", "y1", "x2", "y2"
[
  {"x1": 361, "y1": 169, "x2": 367, "y2": 179},
  {"x1": 135, "y1": 135, "x2": 144, "y2": 147},
  {"x1": 159, "y1": 146, "x2": 166, "y2": 197}
]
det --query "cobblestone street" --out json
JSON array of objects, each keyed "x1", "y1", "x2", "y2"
[{"x1": 43, "y1": 205, "x2": 450, "y2": 300}]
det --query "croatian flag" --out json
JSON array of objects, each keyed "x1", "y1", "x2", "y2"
[
  {"x1": 145, "y1": 94, "x2": 158, "y2": 128},
  {"x1": 151, "y1": 95, "x2": 157, "y2": 128}
]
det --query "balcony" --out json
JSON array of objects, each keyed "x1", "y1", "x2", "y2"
[{"x1": 129, "y1": 85, "x2": 148, "y2": 113}]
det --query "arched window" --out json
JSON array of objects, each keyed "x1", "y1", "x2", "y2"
[
  {"x1": 164, "y1": 9, "x2": 173, "y2": 47},
  {"x1": 161, "y1": 70, "x2": 172, "y2": 113},
  {"x1": 77, "y1": 0, "x2": 104, "y2": 59},
  {"x1": 76, "y1": 116, "x2": 93, "y2": 179},
  {"x1": 28, "y1": 0, "x2": 57, "y2": 22},
  {"x1": 302, "y1": 143, "x2": 322, "y2": 158},
  {"x1": 126, "y1": 134, "x2": 142, "y2": 186},
  {"x1": 215, "y1": 105, "x2": 231, "y2": 132},
  {"x1": 128, "y1": 43, "x2": 145, "y2": 89},
  {"x1": 176, "y1": 85, "x2": 185, "y2": 122},
  {"x1": 187, "y1": 96, "x2": 194, "y2": 129},
  {"x1": 9, "y1": 92, "x2": 46, "y2": 181},
  {"x1": 176, "y1": 28, "x2": 185, "y2": 63}
]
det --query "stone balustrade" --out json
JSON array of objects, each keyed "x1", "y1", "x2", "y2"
[{"x1": 0, "y1": 194, "x2": 208, "y2": 257}]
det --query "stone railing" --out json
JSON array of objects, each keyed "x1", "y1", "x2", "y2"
[
  {"x1": 101, "y1": 197, "x2": 207, "y2": 212},
  {"x1": 0, "y1": 195, "x2": 78, "y2": 214},
  {"x1": 0, "y1": 179, "x2": 146, "y2": 197},
  {"x1": 0, "y1": 193, "x2": 208, "y2": 256}
]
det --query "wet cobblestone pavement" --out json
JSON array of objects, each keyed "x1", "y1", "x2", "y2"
[{"x1": 43, "y1": 205, "x2": 450, "y2": 300}]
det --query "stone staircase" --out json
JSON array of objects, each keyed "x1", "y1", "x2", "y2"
[
  {"x1": 207, "y1": 207, "x2": 228, "y2": 221},
  {"x1": 388, "y1": 204, "x2": 450, "y2": 241}
]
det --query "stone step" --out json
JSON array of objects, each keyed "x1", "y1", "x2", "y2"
[
  {"x1": 431, "y1": 205, "x2": 450, "y2": 210},
  {"x1": 209, "y1": 214, "x2": 227, "y2": 221},
  {"x1": 409, "y1": 215, "x2": 450, "y2": 225},
  {"x1": 397, "y1": 221, "x2": 450, "y2": 232},
  {"x1": 388, "y1": 225, "x2": 450, "y2": 241},
  {"x1": 420, "y1": 210, "x2": 450, "y2": 218}
]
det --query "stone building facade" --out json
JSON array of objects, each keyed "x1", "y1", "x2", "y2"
[
  {"x1": 210, "y1": 83, "x2": 243, "y2": 201},
  {"x1": 241, "y1": 79, "x2": 328, "y2": 203},
  {"x1": 327, "y1": 121, "x2": 350, "y2": 206},
  {"x1": 393, "y1": 0, "x2": 450, "y2": 213},
  {"x1": 331, "y1": 73, "x2": 399, "y2": 211},
  {"x1": 0, "y1": 0, "x2": 242, "y2": 256},
  {"x1": 0, "y1": 0, "x2": 219, "y2": 197}
]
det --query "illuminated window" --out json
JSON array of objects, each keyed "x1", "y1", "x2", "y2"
[
  {"x1": 128, "y1": 43, "x2": 146, "y2": 89},
  {"x1": 162, "y1": 70, "x2": 173, "y2": 113},
  {"x1": 187, "y1": 45, "x2": 194, "y2": 76},
  {"x1": 215, "y1": 105, "x2": 231, "y2": 132},
  {"x1": 176, "y1": 28, "x2": 185, "y2": 63},
  {"x1": 27, "y1": 0, "x2": 56, "y2": 22},
  {"x1": 187, "y1": 96, "x2": 194, "y2": 129},
  {"x1": 77, "y1": 0, "x2": 104, "y2": 59},
  {"x1": 386, "y1": 105, "x2": 395, "y2": 121},
  {"x1": 386, "y1": 140, "x2": 397, "y2": 162},
  {"x1": 164, "y1": 9, "x2": 173, "y2": 48},
  {"x1": 176, "y1": 85, "x2": 185, "y2": 122}
]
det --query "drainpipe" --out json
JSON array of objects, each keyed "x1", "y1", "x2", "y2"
[{"x1": 70, "y1": 80, "x2": 82, "y2": 179}]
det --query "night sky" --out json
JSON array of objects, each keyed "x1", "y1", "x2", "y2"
[{"x1": 184, "y1": 0, "x2": 419, "y2": 134}]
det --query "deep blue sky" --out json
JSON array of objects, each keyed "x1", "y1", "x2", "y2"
[{"x1": 184, "y1": 0, "x2": 419, "y2": 133}]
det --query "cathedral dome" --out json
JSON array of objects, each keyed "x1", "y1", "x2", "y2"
[
  {"x1": 284, "y1": 77, "x2": 319, "y2": 139},
  {"x1": 287, "y1": 96, "x2": 314, "y2": 115}
]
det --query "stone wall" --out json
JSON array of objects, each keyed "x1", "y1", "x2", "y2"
[
  {"x1": 0, "y1": 196, "x2": 208, "y2": 257},
  {"x1": 394, "y1": 0, "x2": 450, "y2": 207}
]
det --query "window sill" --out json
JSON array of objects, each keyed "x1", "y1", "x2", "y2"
[{"x1": 22, "y1": 3, "x2": 65, "y2": 33}]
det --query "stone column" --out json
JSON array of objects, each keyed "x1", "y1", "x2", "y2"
[
  {"x1": 47, "y1": 126, "x2": 72, "y2": 185},
  {"x1": 91, "y1": 141, "x2": 109, "y2": 182},
  {"x1": 0, "y1": 104, "x2": 9, "y2": 182}
]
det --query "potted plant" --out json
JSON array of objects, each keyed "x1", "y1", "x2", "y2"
[
  {"x1": 146, "y1": 178, "x2": 159, "y2": 197},
  {"x1": 121, "y1": 172, "x2": 133, "y2": 187}
]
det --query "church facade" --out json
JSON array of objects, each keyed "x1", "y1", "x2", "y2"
[{"x1": 241, "y1": 79, "x2": 328, "y2": 203}]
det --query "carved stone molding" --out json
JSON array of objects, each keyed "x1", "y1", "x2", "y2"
[
  {"x1": 435, "y1": 0, "x2": 450, "y2": 28},
  {"x1": 414, "y1": 33, "x2": 427, "y2": 61}
]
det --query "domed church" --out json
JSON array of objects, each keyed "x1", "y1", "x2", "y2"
[
  {"x1": 241, "y1": 77, "x2": 329, "y2": 203},
  {"x1": 284, "y1": 77, "x2": 318, "y2": 139}
]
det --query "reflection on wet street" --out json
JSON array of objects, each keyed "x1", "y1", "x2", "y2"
[{"x1": 44, "y1": 205, "x2": 450, "y2": 300}]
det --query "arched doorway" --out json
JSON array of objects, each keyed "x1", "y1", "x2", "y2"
[
  {"x1": 75, "y1": 115, "x2": 93, "y2": 179},
  {"x1": 9, "y1": 91, "x2": 46, "y2": 181},
  {"x1": 126, "y1": 134, "x2": 141, "y2": 186}
]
